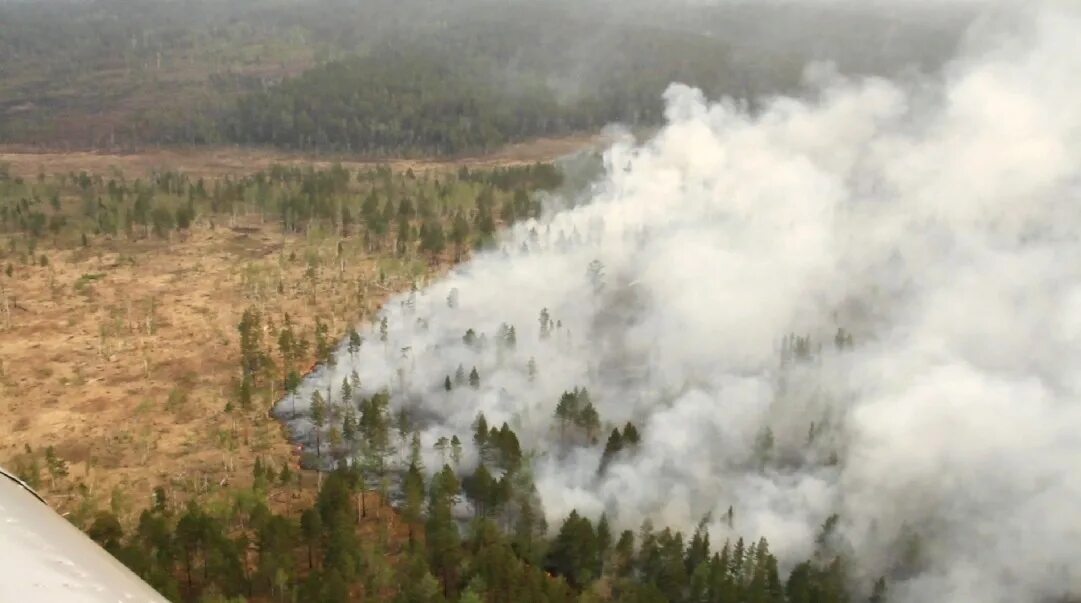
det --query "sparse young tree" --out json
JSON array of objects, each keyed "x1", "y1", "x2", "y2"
[
  {"x1": 577, "y1": 402, "x2": 600, "y2": 443},
  {"x1": 396, "y1": 216, "x2": 412, "y2": 256},
  {"x1": 450, "y1": 435, "x2": 463, "y2": 469},
  {"x1": 402, "y1": 462, "x2": 426, "y2": 546},
  {"x1": 340, "y1": 377, "x2": 353, "y2": 406},
  {"x1": 554, "y1": 390, "x2": 579, "y2": 447},
  {"x1": 473, "y1": 413, "x2": 489, "y2": 454},
  {"x1": 409, "y1": 432, "x2": 424, "y2": 472},
  {"x1": 314, "y1": 317, "x2": 334, "y2": 366},
  {"x1": 433, "y1": 436, "x2": 449, "y2": 466},
  {"x1": 451, "y1": 211, "x2": 470, "y2": 261},
  {"x1": 599, "y1": 428, "x2": 623, "y2": 474},
  {"x1": 427, "y1": 465, "x2": 462, "y2": 596},
  {"x1": 238, "y1": 307, "x2": 265, "y2": 387},
  {"x1": 44, "y1": 446, "x2": 68, "y2": 488},
  {"x1": 347, "y1": 326, "x2": 362, "y2": 360},
  {"x1": 420, "y1": 220, "x2": 445, "y2": 260},
  {"x1": 539, "y1": 308, "x2": 552, "y2": 339},
  {"x1": 342, "y1": 404, "x2": 359, "y2": 445}
]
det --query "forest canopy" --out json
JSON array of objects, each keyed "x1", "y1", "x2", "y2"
[{"x1": 0, "y1": 0, "x2": 974, "y2": 154}]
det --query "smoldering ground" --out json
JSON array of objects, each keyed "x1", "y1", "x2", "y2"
[{"x1": 277, "y1": 3, "x2": 1081, "y2": 601}]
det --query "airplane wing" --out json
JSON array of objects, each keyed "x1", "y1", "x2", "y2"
[{"x1": 0, "y1": 466, "x2": 167, "y2": 602}]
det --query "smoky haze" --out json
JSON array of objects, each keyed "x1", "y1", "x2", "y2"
[
  {"x1": 0, "y1": 0, "x2": 989, "y2": 149},
  {"x1": 276, "y1": 1, "x2": 1081, "y2": 601}
]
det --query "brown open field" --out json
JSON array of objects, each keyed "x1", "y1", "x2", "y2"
[{"x1": 0, "y1": 219, "x2": 410, "y2": 519}]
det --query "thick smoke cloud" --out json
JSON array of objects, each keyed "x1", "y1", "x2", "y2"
[{"x1": 279, "y1": 5, "x2": 1081, "y2": 601}]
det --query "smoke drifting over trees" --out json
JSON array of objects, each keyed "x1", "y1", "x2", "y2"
[{"x1": 277, "y1": 3, "x2": 1081, "y2": 601}]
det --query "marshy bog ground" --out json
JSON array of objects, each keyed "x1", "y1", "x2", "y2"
[{"x1": 0, "y1": 136, "x2": 594, "y2": 520}]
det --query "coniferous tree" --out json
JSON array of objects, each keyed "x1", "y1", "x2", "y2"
[
  {"x1": 427, "y1": 465, "x2": 462, "y2": 598},
  {"x1": 347, "y1": 327, "x2": 362, "y2": 360},
  {"x1": 299, "y1": 508, "x2": 322, "y2": 570},
  {"x1": 44, "y1": 446, "x2": 68, "y2": 487},
  {"x1": 538, "y1": 308, "x2": 551, "y2": 339},
  {"x1": 420, "y1": 220, "x2": 445, "y2": 259},
  {"x1": 451, "y1": 212, "x2": 470, "y2": 261},
  {"x1": 577, "y1": 402, "x2": 600, "y2": 443},
  {"x1": 473, "y1": 413, "x2": 490, "y2": 457},
  {"x1": 464, "y1": 463, "x2": 495, "y2": 518},
  {"x1": 450, "y1": 435, "x2": 463, "y2": 469},
  {"x1": 546, "y1": 510, "x2": 599, "y2": 587},
  {"x1": 310, "y1": 390, "x2": 327, "y2": 461},
  {"x1": 554, "y1": 390, "x2": 579, "y2": 447},
  {"x1": 402, "y1": 462, "x2": 426, "y2": 547},
  {"x1": 599, "y1": 428, "x2": 623, "y2": 474}
]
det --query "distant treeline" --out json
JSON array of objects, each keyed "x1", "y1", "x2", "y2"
[
  {"x1": 0, "y1": 0, "x2": 972, "y2": 154},
  {"x1": 0, "y1": 160, "x2": 563, "y2": 267},
  {"x1": 218, "y1": 38, "x2": 740, "y2": 155}
]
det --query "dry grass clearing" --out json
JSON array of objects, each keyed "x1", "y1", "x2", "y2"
[{"x1": 0, "y1": 215, "x2": 434, "y2": 521}]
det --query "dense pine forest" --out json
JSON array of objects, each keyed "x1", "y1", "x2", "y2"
[
  {"x1": 0, "y1": 0, "x2": 973, "y2": 153},
  {"x1": 29, "y1": 419, "x2": 875, "y2": 603},
  {"x1": 26, "y1": 301, "x2": 876, "y2": 603}
]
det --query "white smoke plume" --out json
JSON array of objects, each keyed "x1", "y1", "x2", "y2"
[{"x1": 279, "y1": 5, "x2": 1081, "y2": 601}]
